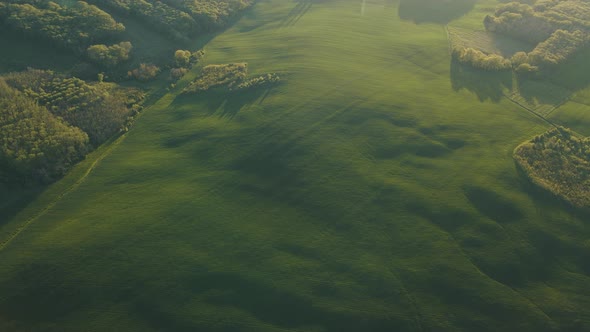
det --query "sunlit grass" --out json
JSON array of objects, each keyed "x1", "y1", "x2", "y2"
[{"x1": 1, "y1": 0, "x2": 590, "y2": 331}]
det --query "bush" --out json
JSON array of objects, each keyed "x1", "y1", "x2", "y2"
[
  {"x1": 129, "y1": 64, "x2": 160, "y2": 81},
  {"x1": 183, "y1": 63, "x2": 247, "y2": 93},
  {"x1": 230, "y1": 73, "x2": 281, "y2": 91},
  {"x1": 170, "y1": 67, "x2": 189, "y2": 80},
  {"x1": 174, "y1": 50, "x2": 192, "y2": 68}
]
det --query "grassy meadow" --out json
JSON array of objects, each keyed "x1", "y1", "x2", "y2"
[{"x1": 1, "y1": 0, "x2": 590, "y2": 331}]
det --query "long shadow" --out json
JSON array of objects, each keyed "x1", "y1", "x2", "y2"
[
  {"x1": 131, "y1": 269, "x2": 415, "y2": 331},
  {"x1": 398, "y1": 0, "x2": 477, "y2": 24},
  {"x1": 172, "y1": 86, "x2": 272, "y2": 120},
  {"x1": 538, "y1": 47, "x2": 590, "y2": 94},
  {"x1": 0, "y1": 183, "x2": 43, "y2": 227},
  {"x1": 513, "y1": 47, "x2": 590, "y2": 106},
  {"x1": 450, "y1": 60, "x2": 513, "y2": 103},
  {"x1": 279, "y1": 0, "x2": 313, "y2": 28},
  {"x1": 463, "y1": 185, "x2": 524, "y2": 224}
]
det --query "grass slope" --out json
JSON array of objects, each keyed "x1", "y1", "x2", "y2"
[{"x1": 1, "y1": 0, "x2": 590, "y2": 331}]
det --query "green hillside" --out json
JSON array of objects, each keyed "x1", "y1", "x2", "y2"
[{"x1": 1, "y1": 0, "x2": 590, "y2": 331}]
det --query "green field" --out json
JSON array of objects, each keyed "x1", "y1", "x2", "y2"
[{"x1": 1, "y1": 0, "x2": 590, "y2": 331}]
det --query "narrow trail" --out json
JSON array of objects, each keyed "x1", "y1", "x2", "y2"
[
  {"x1": 0, "y1": 84, "x2": 177, "y2": 253},
  {"x1": 0, "y1": 135, "x2": 125, "y2": 251}
]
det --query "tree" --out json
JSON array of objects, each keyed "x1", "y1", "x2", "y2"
[
  {"x1": 174, "y1": 50, "x2": 192, "y2": 68},
  {"x1": 129, "y1": 64, "x2": 160, "y2": 81},
  {"x1": 87, "y1": 42, "x2": 133, "y2": 67}
]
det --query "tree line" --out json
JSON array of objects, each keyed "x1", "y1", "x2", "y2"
[{"x1": 183, "y1": 63, "x2": 281, "y2": 94}]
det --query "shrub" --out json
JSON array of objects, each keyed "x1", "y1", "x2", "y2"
[
  {"x1": 129, "y1": 64, "x2": 160, "y2": 81},
  {"x1": 183, "y1": 63, "x2": 247, "y2": 93},
  {"x1": 230, "y1": 73, "x2": 281, "y2": 91},
  {"x1": 170, "y1": 67, "x2": 189, "y2": 80}
]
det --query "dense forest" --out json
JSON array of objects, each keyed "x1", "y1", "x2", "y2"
[
  {"x1": 0, "y1": 79, "x2": 89, "y2": 184},
  {"x1": 0, "y1": 69, "x2": 143, "y2": 184},
  {"x1": 453, "y1": 0, "x2": 590, "y2": 73},
  {"x1": 514, "y1": 127, "x2": 590, "y2": 209},
  {"x1": 0, "y1": 0, "x2": 253, "y2": 76}
]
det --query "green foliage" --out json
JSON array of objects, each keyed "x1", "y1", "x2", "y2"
[
  {"x1": 527, "y1": 29, "x2": 590, "y2": 68},
  {"x1": 160, "y1": 0, "x2": 254, "y2": 29},
  {"x1": 4, "y1": 69, "x2": 143, "y2": 145},
  {"x1": 87, "y1": 41, "x2": 133, "y2": 67},
  {"x1": 183, "y1": 63, "x2": 247, "y2": 93},
  {"x1": 484, "y1": 0, "x2": 590, "y2": 44},
  {"x1": 0, "y1": 1, "x2": 125, "y2": 52},
  {"x1": 128, "y1": 63, "x2": 160, "y2": 81},
  {"x1": 174, "y1": 49, "x2": 192, "y2": 68},
  {"x1": 3, "y1": 1, "x2": 590, "y2": 332},
  {"x1": 0, "y1": 79, "x2": 89, "y2": 183},
  {"x1": 514, "y1": 127, "x2": 590, "y2": 208},
  {"x1": 470, "y1": 0, "x2": 590, "y2": 73},
  {"x1": 230, "y1": 73, "x2": 281, "y2": 91},
  {"x1": 86, "y1": 0, "x2": 199, "y2": 39},
  {"x1": 452, "y1": 47, "x2": 512, "y2": 71},
  {"x1": 170, "y1": 67, "x2": 188, "y2": 81}
]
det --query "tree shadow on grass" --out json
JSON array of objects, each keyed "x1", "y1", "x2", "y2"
[
  {"x1": 450, "y1": 60, "x2": 512, "y2": 103},
  {"x1": 0, "y1": 178, "x2": 43, "y2": 228},
  {"x1": 463, "y1": 185, "x2": 524, "y2": 224},
  {"x1": 279, "y1": 0, "x2": 314, "y2": 28},
  {"x1": 133, "y1": 270, "x2": 415, "y2": 331},
  {"x1": 398, "y1": 0, "x2": 477, "y2": 24},
  {"x1": 171, "y1": 86, "x2": 273, "y2": 120}
]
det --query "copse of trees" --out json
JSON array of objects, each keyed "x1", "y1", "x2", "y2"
[
  {"x1": 0, "y1": 79, "x2": 89, "y2": 183},
  {"x1": 87, "y1": 42, "x2": 133, "y2": 67},
  {"x1": 452, "y1": 47, "x2": 512, "y2": 71},
  {"x1": 514, "y1": 127, "x2": 590, "y2": 209},
  {"x1": 230, "y1": 73, "x2": 281, "y2": 91},
  {"x1": 183, "y1": 63, "x2": 248, "y2": 93},
  {"x1": 0, "y1": 1, "x2": 125, "y2": 52}
]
